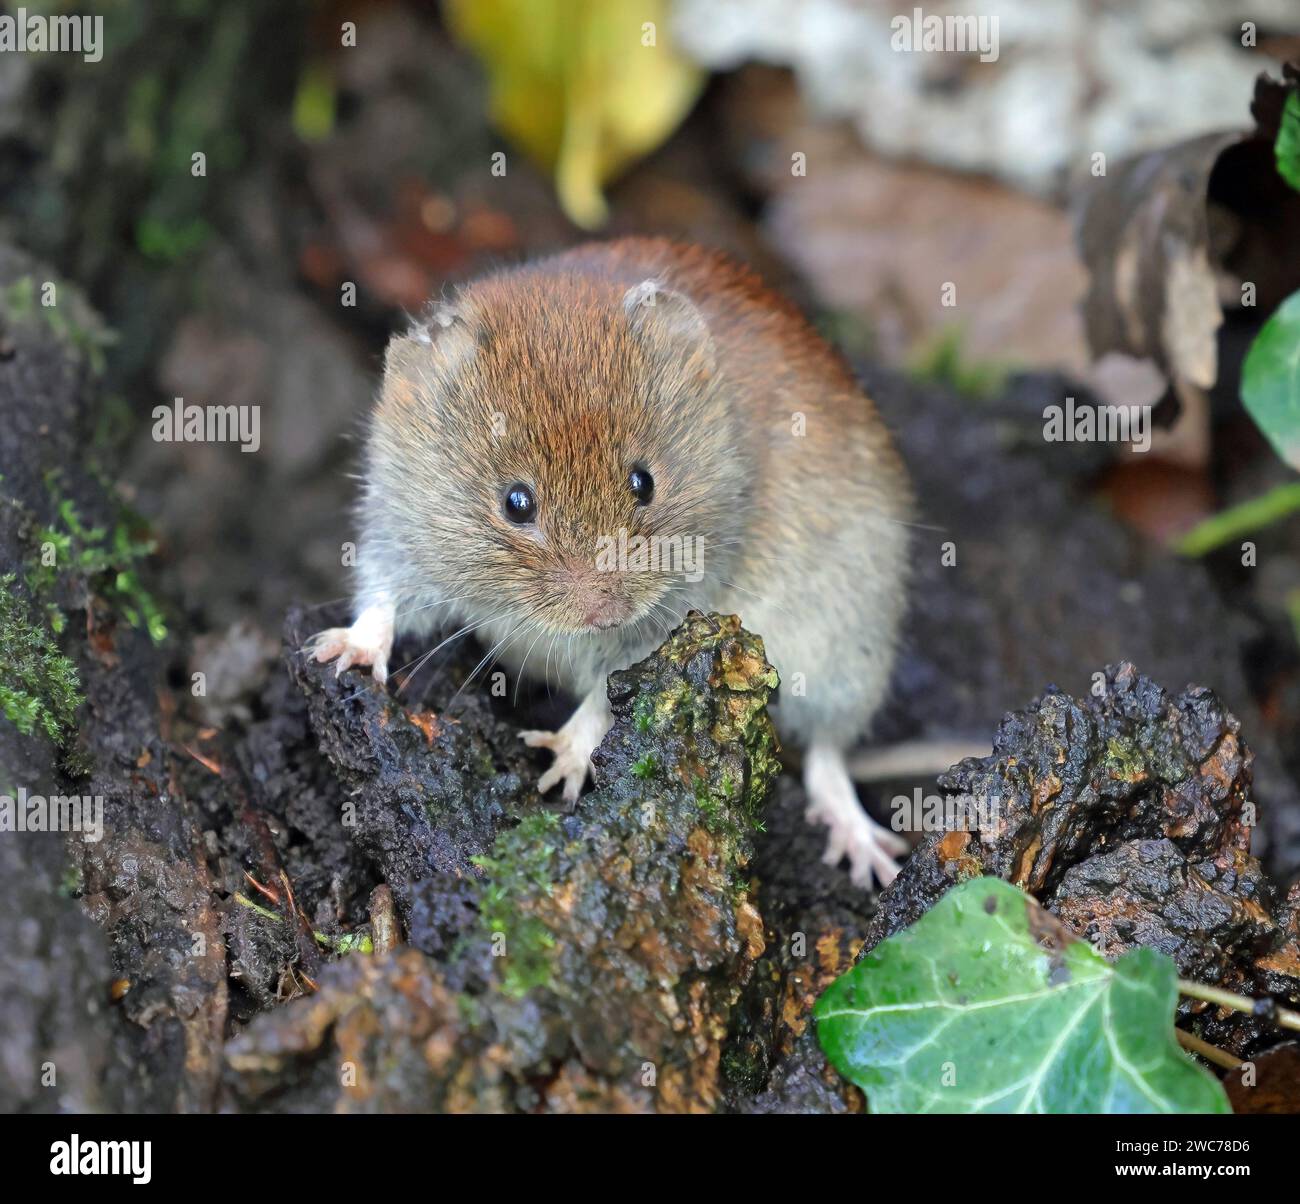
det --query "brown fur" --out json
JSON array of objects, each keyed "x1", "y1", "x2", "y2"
[{"x1": 357, "y1": 239, "x2": 912, "y2": 748}]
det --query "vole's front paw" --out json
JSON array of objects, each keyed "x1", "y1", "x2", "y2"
[
  {"x1": 308, "y1": 603, "x2": 395, "y2": 685},
  {"x1": 518, "y1": 728, "x2": 593, "y2": 801},
  {"x1": 519, "y1": 692, "x2": 612, "y2": 803}
]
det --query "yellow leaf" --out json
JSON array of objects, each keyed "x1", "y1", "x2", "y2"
[{"x1": 445, "y1": 0, "x2": 705, "y2": 228}]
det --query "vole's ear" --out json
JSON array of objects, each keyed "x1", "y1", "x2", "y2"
[
  {"x1": 623, "y1": 280, "x2": 716, "y2": 380},
  {"x1": 385, "y1": 300, "x2": 479, "y2": 386}
]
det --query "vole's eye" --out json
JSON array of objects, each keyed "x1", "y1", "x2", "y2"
[
  {"x1": 503, "y1": 483, "x2": 536, "y2": 523},
  {"x1": 628, "y1": 466, "x2": 654, "y2": 505}
]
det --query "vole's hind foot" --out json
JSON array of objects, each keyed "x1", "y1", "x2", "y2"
[
  {"x1": 804, "y1": 743, "x2": 909, "y2": 891},
  {"x1": 813, "y1": 806, "x2": 906, "y2": 890},
  {"x1": 519, "y1": 689, "x2": 612, "y2": 803},
  {"x1": 308, "y1": 602, "x2": 395, "y2": 685}
]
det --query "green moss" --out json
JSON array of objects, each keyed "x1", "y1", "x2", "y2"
[
  {"x1": 693, "y1": 772, "x2": 766, "y2": 846},
  {"x1": 58, "y1": 863, "x2": 83, "y2": 898},
  {"x1": 455, "y1": 993, "x2": 484, "y2": 1028},
  {"x1": 0, "y1": 275, "x2": 116, "y2": 376},
  {"x1": 727, "y1": 864, "x2": 754, "y2": 902},
  {"x1": 630, "y1": 753, "x2": 657, "y2": 779},
  {"x1": 644, "y1": 614, "x2": 783, "y2": 848},
  {"x1": 29, "y1": 470, "x2": 168, "y2": 644},
  {"x1": 1104, "y1": 737, "x2": 1146, "y2": 781},
  {"x1": 1, "y1": 275, "x2": 36, "y2": 321},
  {"x1": 632, "y1": 694, "x2": 655, "y2": 733},
  {"x1": 694, "y1": 780, "x2": 724, "y2": 833},
  {"x1": 0, "y1": 574, "x2": 84, "y2": 745},
  {"x1": 0, "y1": 466, "x2": 165, "y2": 758},
  {"x1": 712, "y1": 724, "x2": 779, "y2": 832},
  {"x1": 721, "y1": 1042, "x2": 766, "y2": 1095},
  {"x1": 471, "y1": 810, "x2": 563, "y2": 998}
]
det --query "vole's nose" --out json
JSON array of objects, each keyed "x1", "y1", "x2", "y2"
[
  {"x1": 581, "y1": 594, "x2": 632, "y2": 629},
  {"x1": 584, "y1": 607, "x2": 624, "y2": 629},
  {"x1": 564, "y1": 565, "x2": 633, "y2": 630}
]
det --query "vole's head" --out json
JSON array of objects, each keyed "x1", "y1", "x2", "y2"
[{"x1": 368, "y1": 268, "x2": 750, "y2": 637}]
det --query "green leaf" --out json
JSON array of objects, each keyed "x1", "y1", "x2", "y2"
[
  {"x1": 814, "y1": 878, "x2": 1230, "y2": 1114},
  {"x1": 1241, "y1": 288, "x2": 1300, "y2": 471},
  {"x1": 1276, "y1": 91, "x2": 1300, "y2": 194}
]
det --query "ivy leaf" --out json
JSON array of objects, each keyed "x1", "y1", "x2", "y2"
[
  {"x1": 444, "y1": 0, "x2": 704, "y2": 229},
  {"x1": 814, "y1": 878, "x2": 1230, "y2": 1114},
  {"x1": 1275, "y1": 91, "x2": 1300, "y2": 194},
  {"x1": 1242, "y1": 289, "x2": 1300, "y2": 472}
]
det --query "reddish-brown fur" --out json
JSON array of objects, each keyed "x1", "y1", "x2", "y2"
[
  {"x1": 319, "y1": 238, "x2": 915, "y2": 886},
  {"x1": 359, "y1": 238, "x2": 911, "y2": 749}
]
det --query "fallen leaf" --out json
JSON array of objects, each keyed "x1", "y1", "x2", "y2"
[
  {"x1": 445, "y1": 0, "x2": 704, "y2": 228},
  {"x1": 1225, "y1": 1042, "x2": 1300, "y2": 1114}
]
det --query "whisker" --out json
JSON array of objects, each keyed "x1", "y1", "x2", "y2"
[
  {"x1": 393, "y1": 610, "x2": 507, "y2": 694},
  {"x1": 513, "y1": 623, "x2": 549, "y2": 705},
  {"x1": 542, "y1": 629, "x2": 561, "y2": 698},
  {"x1": 455, "y1": 619, "x2": 532, "y2": 703},
  {"x1": 391, "y1": 592, "x2": 475, "y2": 625},
  {"x1": 699, "y1": 575, "x2": 797, "y2": 620}
]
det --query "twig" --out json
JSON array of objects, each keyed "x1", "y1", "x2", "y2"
[
  {"x1": 242, "y1": 870, "x2": 281, "y2": 906},
  {"x1": 181, "y1": 743, "x2": 224, "y2": 776},
  {"x1": 232, "y1": 890, "x2": 372, "y2": 954},
  {"x1": 369, "y1": 883, "x2": 400, "y2": 954},
  {"x1": 1176, "y1": 1029, "x2": 1242, "y2": 1071},
  {"x1": 233, "y1": 891, "x2": 282, "y2": 924},
  {"x1": 1177, "y1": 978, "x2": 1300, "y2": 1032},
  {"x1": 278, "y1": 869, "x2": 299, "y2": 918}
]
